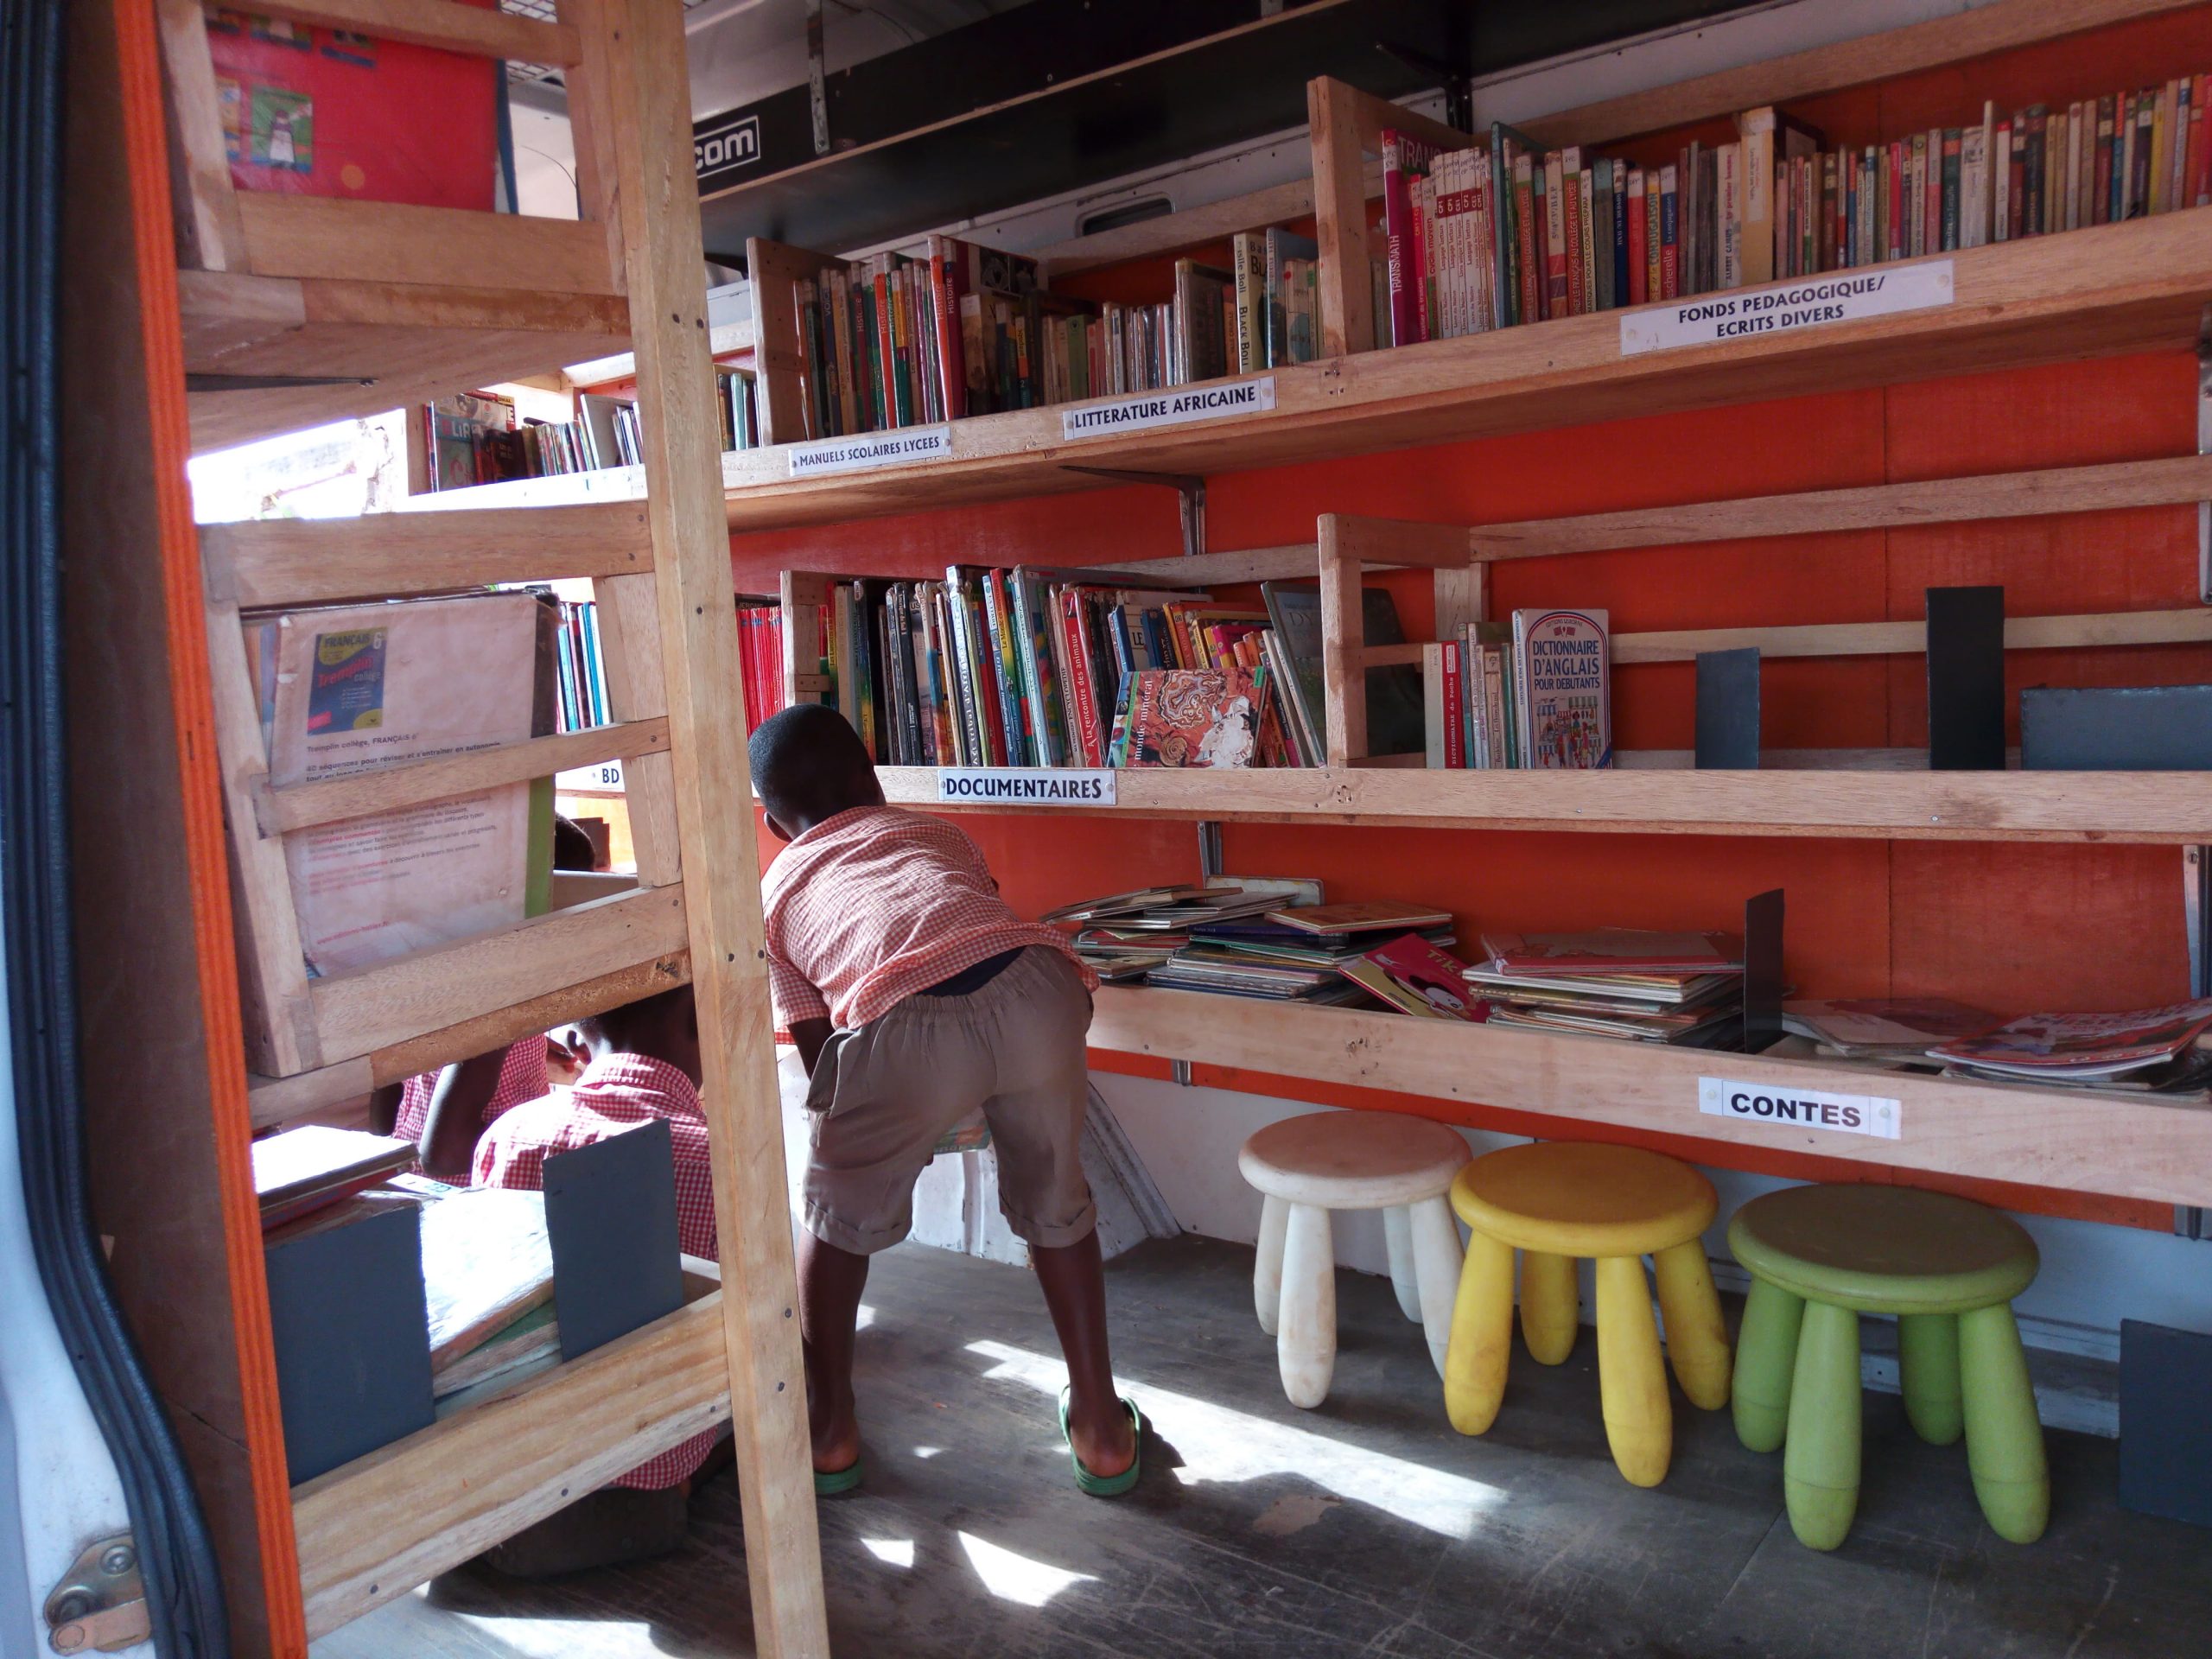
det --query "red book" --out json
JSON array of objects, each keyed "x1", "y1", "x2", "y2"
[
  {"x1": 1341, "y1": 934, "x2": 1485, "y2": 1021},
  {"x1": 1923, "y1": 135, "x2": 1942, "y2": 256},
  {"x1": 1626, "y1": 170, "x2": 1648, "y2": 304},
  {"x1": 2190, "y1": 73, "x2": 2210, "y2": 207},
  {"x1": 1407, "y1": 173, "x2": 1433, "y2": 343},
  {"x1": 1887, "y1": 141, "x2": 1904, "y2": 260},
  {"x1": 925, "y1": 236, "x2": 968, "y2": 422},
  {"x1": 1058, "y1": 589, "x2": 1105, "y2": 766},
  {"x1": 1442, "y1": 641, "x2": 1465, "y2": 769},
  {"x1": 1380, "y1": 129, "x2": 1436, "y2": 348}
]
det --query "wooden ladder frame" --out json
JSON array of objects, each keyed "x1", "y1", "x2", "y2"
[{"x1": 166, "y1": 0, "x2": 828, "y2": 1649}]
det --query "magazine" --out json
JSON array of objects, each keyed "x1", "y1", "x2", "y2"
[{"x1": 1926, "y1": 997, "x2": 2212, "y2": 1079}]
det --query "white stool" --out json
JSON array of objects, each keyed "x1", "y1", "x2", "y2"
[{"x1": 1238, "y1": 1110, "x2": 1469, "y2": 1408}]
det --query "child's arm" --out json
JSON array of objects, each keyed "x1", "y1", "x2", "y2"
[
  {"x1": 416, "y1": 1050, "x2": 509, "y2": 1179},
  {"x1": 790, "y1": 1018, "x2": 833, "y2": 1078},
  {"x1": 366, "y1": 1082, "x2": 404, "y2": 1136}
]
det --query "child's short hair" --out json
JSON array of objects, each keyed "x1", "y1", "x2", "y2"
[{"x1": 748, "y1": 703, "x2": 875, "y2": 829}]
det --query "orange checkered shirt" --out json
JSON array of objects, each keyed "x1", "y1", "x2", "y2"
[{"x1": 761, "y1": 804, "x2": 1095, "y2": 1030}]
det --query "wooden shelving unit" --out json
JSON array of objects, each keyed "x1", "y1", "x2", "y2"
[
  {"x1": 1087, "y1": 988, "x2": 2212, "y2": 1208},
  {"x1": 91, "y1": 0, "x2": 830, "y2": 1651}
]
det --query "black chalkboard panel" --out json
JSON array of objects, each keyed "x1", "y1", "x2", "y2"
[
  {"x1": 2021, "y1": 685, "x2": 2212, "y2": 771},
  {"x1": 1925, "y1": 586, "x2": 2005, "y2": 771},
  {"x1": 1695, "y1": 647, "x2": 1761, "y2": 769},
  {"x1": 543, "y1": 1119, "x2": 686, "y2": 1362},
  {"x1": 2120, "y1": 1319, "x2": 2212, "y2": 1529}
]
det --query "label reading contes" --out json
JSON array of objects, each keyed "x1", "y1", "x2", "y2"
[
  {"x1": 1620, "y1": 261, "x2": 1954, "y2": 356},
  {"x1": 937, "y1": 769, "x2": 1116, "y2": 806},
  {"x1": 1697, "y1": 1076, "x2": 1901, "y2": 1141}
]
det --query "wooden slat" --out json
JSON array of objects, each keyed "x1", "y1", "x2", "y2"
[
  {"x1": 252, "y1": 719, "x2": 671, "y2": 836},
  {"x1": 579, "y1": 0, "x2": 829, "y2": 1649},
  {"x1": 1035, "y1": 177, "x2": 1316, "y2": 279},
  {"x1": 306, "y1": 886, "x2": 689, "y2": 1065},
  {"x1": 154, "y1": 0, "x2": 245, "y2": 270},
  {"x1": 1613, "y1": 608, "x2": 2212, "y2": 664},
  {"x1": 233, "y1": 193, "x2": 622, "y2": 296},
  {"x1": 245, "y1": 1058, "x2": 374, "y2": 1128},
  {"x1": 1471, "y1": 454, "x2": 2212, "y2": 562},
  {"x1": 746, "y1": 238, "x2": 844, "y2": 446},
  {"x1": 293, "y1": 1295, "x2": 732, "y2": 1637},
  {"x1": 592, "y1": 574, "x2": 683, "y2": 887},
  {"x1": 233, "y1": 0, "x2": 582, "y2": 64},
  {"x1": 721, "y1": 213, "x2": 2212, "y2": 533},
  {"x1": 884, "y1": 762, "x2": 2212, "y2": 842},
  {"x1": 1087, "y1": 987, "x2": 2212, "y2": 1206},
  {"x1": 1517, "y1": 0, "x2": 2209, "y2": 150},
  {"x1": 1358, "y1": 642, "x2": 1427, "y2": 667},
  {"x1": 1317, "y1": 515, "x2": 1366, "y2": 766},
  {"x1": 200, "y1": 500, "x2": 653, "y2": 608}
]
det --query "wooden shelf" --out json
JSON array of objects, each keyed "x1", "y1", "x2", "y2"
[
  {"x1": 1087, "y1": 987, "x2": 2212, "y2": 1208},
  {"x1": 880, "y1": 762, "x2": 2212, "y2": 844},
  {"x1": 181, "y1": 268, "x2": 629, "y2": 454},
  {"x1": 717, "y1": 211, "x2": 2212, "y2": 531}
]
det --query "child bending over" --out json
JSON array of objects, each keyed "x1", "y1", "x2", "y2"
[{"x1": 751, "y1": 702, "x2": 1139, "y2": 1497}]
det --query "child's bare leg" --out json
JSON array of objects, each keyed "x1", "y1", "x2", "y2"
[
  {"x1": 1032, "y1": 1231, "x2": 1135, "y2": 1478},
  {"x1": 797, "y1": 1230, "x2": 868, "y2": 1472}
]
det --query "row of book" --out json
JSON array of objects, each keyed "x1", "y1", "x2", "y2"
[
  {"x1": 811, "y1": 573, "x2": 1339, "y2": 770},
  {"x1": 734, "y1": 601, "x2": 787, "y2": 740},
  {"x1": 550, "y1": 596, "x2": 611, "y2": 734},
  {"x1": 422, "y1": 371, "x2": 761, "y2": 492},
  {"x1": 1421, "y1": 607, "x2": 1613, "y2": 770},
  {"x1": 1382, "y1": 67, "x2": 2211, "y2": 345}
]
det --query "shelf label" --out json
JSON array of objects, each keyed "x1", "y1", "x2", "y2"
[
  {"x1": 1060, "y1": 377, "x2": 1275, "y2": 442},
  {"x1": 937, "y1": 768, "x2": 1116, "y2": 806},
  {"x1": 556, "y1": 760, "x2": 626, "y2": 792},
  {"x1": 786, "y1": 425, "x2": 952, "y2": 479},
  {"x1": 1698, "y1": 1076, "x2": 1900, "y2": 1141},
  {"x1": 1620, "y1": 260, "x2": 1954, "y2": 357}
]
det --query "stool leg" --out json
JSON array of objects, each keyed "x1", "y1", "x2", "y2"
[
  {"x1": 1783, "y1": 1300, "x2": 1860, "y2": 1550},
  {"x1": 1732, "y1": 1277, "x2": 1804, "y2": 1454},
  {"x1": 1959, "y1": 1303, "x2": 2049, "y2": 1544},
  {"x1": 1254, "y1": 1193, "x2": 1287, "y2": 1338},
  {"x1": 1408, "y1": 1195, "x2": 1462, "y2": 1380},
  {"x1": 1518, "y1": 1250, "x2": 1579, "y2": 1366},
  {"x1": 1594, "y1": 1255, "x2": 1672, "y2": 1488},
  {"x1": 1444, "y1": 1230, "x2": 1514, "y2": 1436},
  {"x1": 1653, "y1": 1240, "x2": 1732, "y2": 1411},
  {"x1": 1276, "y1": 1203, "x2": 1337, "y2": 1409},
  {"x1": 1899, "y1": 1313, "x2": 1963, "y2": 1446},
  {"x1": 1383, "y1": 1205, "x2": 1423, "y2": 1323}
]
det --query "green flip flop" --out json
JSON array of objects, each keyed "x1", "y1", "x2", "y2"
[
  {"x1": 813, "y1": 1456, "x2": 863, "y2": 1497},
  {"x1": 1058, "y1": 1385, "x2": 1142, "y2": 1497}
]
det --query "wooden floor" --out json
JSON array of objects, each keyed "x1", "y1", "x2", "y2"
[{"x1": 316, "y1": 1235, "x2": 2209, "y2": 1659}]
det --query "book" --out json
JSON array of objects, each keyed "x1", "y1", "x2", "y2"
[
  {"x1": 1342, "y1": 933, "x2": 1485, "y2": 1020},
  {"x1": 1261, "y1": 582, "x2": 1426, "y2": 759},
  {"x1": 1112, "y1": 669, "x2": 1268, "y2": 767},
  {"x1": 1040, "y1": 885, "x2": 1211, "y2": 925},
  {"x1": 251, "y1": 1126, "x2": 416, "y2": 1230},
  {"x1": 1783, "y1": 997, "x2": 2004, "y2": 1058},
  {"x1": 1479, "y1": 929, "x2": 1744, "y2": 976},
  {"x1": 1265, "y1": 900, "x2": 1454, "y2": 937},
  {"x1": 1511, "y1": 607, "x2": 1611, "y2": 769},
  {"x1": 1927, "y1": 997, "x2": 2212, "y2": 1080},
  {"x1": 262, "y1": 592, "x2": 554, "y2": 976},
  {"x1": 417, "y1": 1185, "x2": 554, "y2": 1374}
]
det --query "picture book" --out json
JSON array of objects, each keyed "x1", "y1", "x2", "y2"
[
  {"x1": 1480, "y1": 929, "x2": 1741, "y2": 976},
  {"x1": 1343, "y1": 933, "x2": 1485, "y2": 1020},
  {"x1": 1926, "y1": 997, "x2": 2212, "y2": 1078},
  {"x1": 1262, "y1": 582, "x2": 1426, "y2": 758},
  {"x1": 1111, "y1": 669, "x2": 1268, "y2": 767},
  {"x1": 1266, "y1": 900, "x2": 1455, "y2": 937},
  {"x1": 1783, "y1": 997, "x2": 2003, "y2": 1056},
  {"x1": 1511, "y1": 607, "x2": 1612, "y2": 768}
]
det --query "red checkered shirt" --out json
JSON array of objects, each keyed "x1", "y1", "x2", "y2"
[
  {"x1": 473, "y1": 1054, "x2": 720, "y2": 1491},
  {"x1": 393, "y1": 1040, "x2": 550, "y2": 1142},
  {"x1": 761, "y1": 804, "x2": 1095, "y2": 1029}
]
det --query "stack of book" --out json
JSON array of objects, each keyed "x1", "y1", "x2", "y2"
[
  {"x1": 1138, "y1": 899, "x2": 1459, "y2": 1007},
  {"x1": 1927, "y1": 998, "x2": 2212, "y2": 1093},
  {"x1": 551, "y1": 594, "x2": 609, "y2": 733},
  {"x1": 1380, "y1": 66, "x2": 2210, "y2": 345},
  {"x1": 1048, "y1": 883, "x2": 1290, "y2": 983},
  {"x1": 1423, "y1": 606, "x2": 1612, "y2": 769},
  {"x1": 251, "y1": 1126, "x2": 416, "y2": 1231},
  {"x1": 1782, "y1": 997, "x2": 2002, "y2": 1059},
  {"x1": 734, "y1": 600, "x2": 787, "y2": 738},
  {"x1": 810, "y1": 571, "x2": 1315, "y2": 769},
  {"x1": 1230, "y1": 228, "x2": 1322, "y2": 372},
  {"x1": 1465, "y1": 929, "x2": 1744, "y2": 1044}
]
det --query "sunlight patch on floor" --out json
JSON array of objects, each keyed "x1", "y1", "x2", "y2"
[
  {"x1": 861, "y1": 1536, "x2": 917, "y2": 1567},
  {"x1": 965, "y1": 1338, "x2": 1506, "y2": 1540},
  {"x1": 956, "y1": 1530, "x2": 1098, "y2": 1607}
]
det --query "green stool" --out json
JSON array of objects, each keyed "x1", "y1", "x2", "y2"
[{"x1": 1728, "y1": 1184, "x2": 2046, "y2": 1550}]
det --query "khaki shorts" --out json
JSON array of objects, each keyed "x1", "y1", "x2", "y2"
[{"x1": 802, "y1": 945, "x2": 1096, "y2": 1255}]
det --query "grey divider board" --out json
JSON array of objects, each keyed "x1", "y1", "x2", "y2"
[
  {"x1": 2119, "y1": 1319, "x2": 2212, "y2": 1527},
  {"x1": 1742, "y1": 887, "x2": 1785, "y2": 1053},
  {"x1": 2020, "y1": 684, "x2": 2212, "y2": 770},
  {"x1": 1694, "y1": 647, "x2": 1761, "y2": 769},
  {"x1": 543, "y1": 1117, "x2": 685, "y2": 1362},
  {"x1": 1925, "y1": 585, "x2": 2006, "y2": 771},
  {"x1": 264, "y1": 1205, "x2": 435, "y2": 1483}
]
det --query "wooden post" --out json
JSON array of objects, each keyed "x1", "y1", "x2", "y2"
[
  {"x1": 779, "y1": 569, "x2": 830, "y2": 706},
  {"x1": 151, "y1": 0, "x2": 247, "y2": 270},
  {"x1": 570, "y1": 0, "x2": 829, "y2": 1651},
  {"x1": 591, "y1": 572, "x2": 683, "y2": 887},
  {"x1": 747, "y1": 238, "x2": 847, "y2": 445},
  {"x1": 1307, "y1": 78, "x2": 1374, "y2": 359},
  {"x1": 1318, "y1": 514, "x2": 1366, "y2": 766}
]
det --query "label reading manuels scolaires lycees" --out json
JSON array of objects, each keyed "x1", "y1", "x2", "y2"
[
  {"x1": 786, "y1": 425, "x2": 953, "y2": 479},
  {"x1": 1697, "y1": 1076, "x2": 1902, "y2": 1141},
  {"x1": 937, "y1": 768, "x2": 1116, "y2": 806},
  {"x1": 1060, "y1": 377, "x2": 1276, "y2": 442},
  {"x1": 1619, "y1": 260, "x2": 1954, "y2": 356}
]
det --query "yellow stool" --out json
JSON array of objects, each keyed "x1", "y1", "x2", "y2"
[{"x1": 1445, "y1": 1142, "x2": 1732, "y2": 1486}]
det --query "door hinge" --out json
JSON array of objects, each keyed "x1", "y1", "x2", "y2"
[{"x1": 44, "y1": 1535, "x2": 149, "y2": 1655}]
